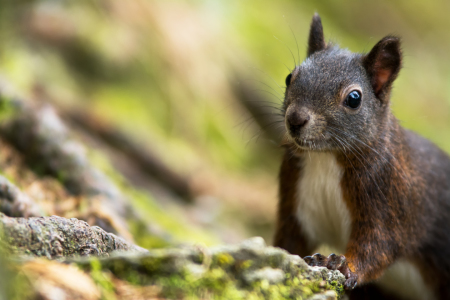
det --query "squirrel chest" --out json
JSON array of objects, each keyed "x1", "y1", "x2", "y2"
[{"x1": 295, "y1": 151, "x2": 351, "y2": 253}]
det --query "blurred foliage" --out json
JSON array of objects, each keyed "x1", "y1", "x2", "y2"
[
  {"x1": 0, "y1": 242, "x2": 34, "y2": 300},
  {"x1": 1, "y1": 0, "x2": 450, "y2": 244}
]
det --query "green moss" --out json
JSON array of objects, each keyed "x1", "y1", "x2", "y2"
[
  {"x1": 88, "y1": 259, "x2": 117, "y2": 300},
  {"x1": 213, "y1": 253, "x2": 235, "y2": 268},
  {"x1": 76, "y1": 254, "x2": 343, "y2": 300},
  {"x1": 265, "y1": 252, "x2": 285, "y2": 268},
  {"x1": 309, "y1": 281, "x2": 323, "y2": 293},
  {"x1": 2, "y1": 268, "x2": 35, "y2": 300},
  {"x1": 140, "y1": 255, "x2": 164, "y2": 274},
  {"x1": 236, "y1": 259, "x2": 253, "y2": 271},
  {"x1": 0, "y1": 243, "x2": 35, "y2": 300},
  {"x1": 326, "y1": 280, "x2": 344, "y2": 298},
  {"x1": 156, "y1": 267, "x2": 245, "y2": 300},
  {"x1": 249, "y1": 278, "x2": 319, "y2": 300},
  {"x1": 0, "y1": 96, "x2": 18, "y2": 122},
  {"x1": 123, "y1": 269, "x2": 143, "y2": 285},
  {"x1": 127, "y1": 219, "x2": 169, "y2": 249},
  {"x1": 193, "y1": 252, "x2": 204, "y2": 264}
]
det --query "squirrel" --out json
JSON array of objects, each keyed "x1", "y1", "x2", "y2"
[{"x1": 273, "y1": 13, "x2": 450, "y2": 300}]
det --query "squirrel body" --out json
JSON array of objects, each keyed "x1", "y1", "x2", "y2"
[
  {"x1": 286, "y1": 150, "x2": 434, "y2": 299},
  {"x1": 274, "y1": 14, "x2": 450, "y2": 300}
]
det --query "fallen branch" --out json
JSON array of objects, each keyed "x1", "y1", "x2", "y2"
[
  {"x1": 0, "y1": 99, "x2": 126, "y2": 208},
  {"x1": 0, "y1": 175, "x2": 43, "y2": 218},
  {"x1": 64, "y1": 108, "x2": 194, "y2": 203}
]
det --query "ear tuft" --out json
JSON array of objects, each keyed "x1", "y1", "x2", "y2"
[
  {"x1": 363, "y1": 36, "x2": 402, "y2": 99},
  {"x1": 307, "y1": 13, "x2": 326, "y2": 57}
]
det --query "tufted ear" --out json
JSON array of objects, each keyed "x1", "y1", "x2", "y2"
[
  {"x1": 363, "y1": 36, "x2": 402, "y2": 100},
  {"x1": 307, "y1": 13, "x2": 326, "y2": 57}
]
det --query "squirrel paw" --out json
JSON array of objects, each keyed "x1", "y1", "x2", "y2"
[{"x1": 303, "y1": 253, "x2": 358, "y2": 290}]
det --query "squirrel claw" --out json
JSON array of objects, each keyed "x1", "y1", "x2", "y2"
[
  {"x1": 303, "y1": 253, "x2": 358, "y2": 290},
  {"x1": 303, "y1": 255, "x2": 313, "y2": 265},
  {"x1": 303, "y1": 253, "x2": 327, "y2": 266},
  {"x1": 344, "y1": 274, "x2": 358, "y2": 290},
  {"x1": 326, "y1": 253, "x2": 341, "y2": 270}
]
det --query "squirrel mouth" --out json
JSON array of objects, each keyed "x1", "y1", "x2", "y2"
[{"x1": 292, "y1": 137, "x2": 330, "y2": 151}]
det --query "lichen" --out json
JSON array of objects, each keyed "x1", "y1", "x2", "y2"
[{"x1": 1, "y1": 213, "x2": 146, "y2": 258}]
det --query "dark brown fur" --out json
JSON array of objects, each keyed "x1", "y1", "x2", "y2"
[
  {"x1": 274, "y1": 14, "x2": 450, "y2": 299},
  {"x1": 274, "y1": 152, "x2": 315, "y2": 257}
]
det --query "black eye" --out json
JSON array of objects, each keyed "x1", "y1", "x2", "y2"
[
  {"x1": 285, "y1": 73, "x2": 292, "y2": 87},
  {"x1": 345, "y1": 90, "x2": 362, "y2": 109}
]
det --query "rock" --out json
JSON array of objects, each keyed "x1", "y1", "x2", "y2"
[
  {"x1": 1, "y1": 211, "x2": 345, "y2": 299},
  {"x1": 240, "y1": 236, "x2": 266, "y2": 248},
  {"x1": 73, "y1": 237, "x2": 346, "y2": 299},
  {"x1": 310, "y1": 290, "x2": 341, "y2": 300},
  {"x1": 0, "y1": 213, "x2": 147, "y2": 258},
  {"x1": 242, "y1": 267, "x2": 285, "y2": 284}
]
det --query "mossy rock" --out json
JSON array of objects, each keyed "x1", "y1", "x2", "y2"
[{"x1": 75, "y1": 237, "x2": 345, "y2": 299}]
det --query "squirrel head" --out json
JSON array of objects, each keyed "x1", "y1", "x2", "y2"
[{"x1": 283, "y1": 13, "x2": 402, "y2": 152}]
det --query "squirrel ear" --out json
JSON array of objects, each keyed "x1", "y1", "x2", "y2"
[
  {"x1": 363, "y1": 36, "x2": 402, "y2": 99},
  {"x1": 307, "y1": 13, "x2": 326, "y2": 56}
]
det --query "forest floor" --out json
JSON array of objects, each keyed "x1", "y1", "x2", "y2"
[{"x1": 0, "y1": 91, "x2": 345, "y2": 299}]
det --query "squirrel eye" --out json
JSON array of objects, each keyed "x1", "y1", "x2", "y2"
[
  {"x1": 285, "y1": 73, "x2": 292, "y2": 87},
  {"x1": 345, "y1": 90, "x2": 362, "y2": 109}
]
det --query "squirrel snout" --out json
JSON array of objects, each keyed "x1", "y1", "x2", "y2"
[{"x1": 287, "y1": 109, "x2": 310, "y2": 134}]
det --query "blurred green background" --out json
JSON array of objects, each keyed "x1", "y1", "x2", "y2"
[{"x1": 1, "y1": 0, "x2": 450, "y2": 245}]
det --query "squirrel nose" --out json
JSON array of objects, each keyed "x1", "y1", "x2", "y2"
[{"x1": 287, "y1": 110, "x2": 310, "y2": 133}]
